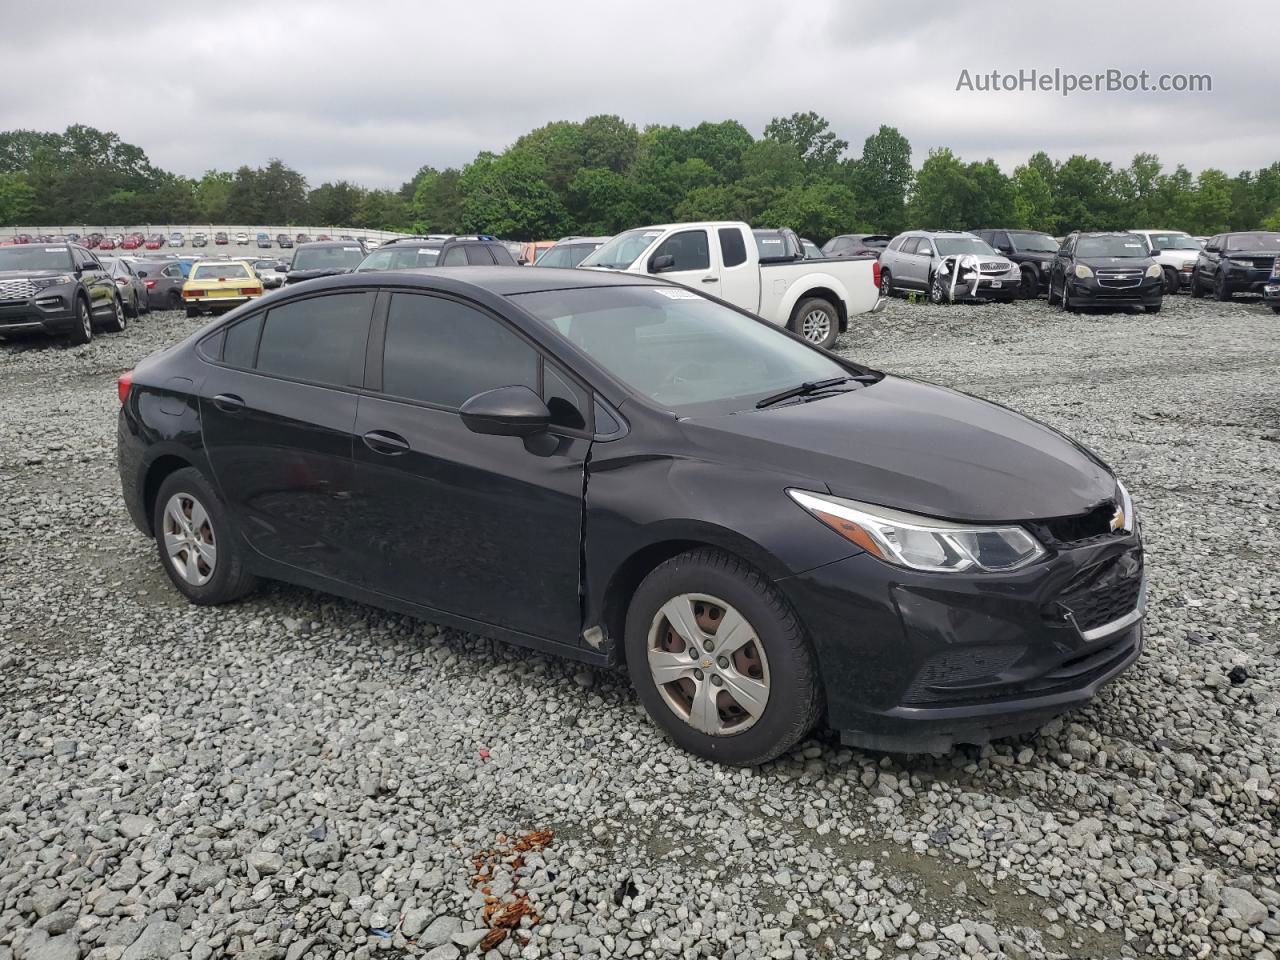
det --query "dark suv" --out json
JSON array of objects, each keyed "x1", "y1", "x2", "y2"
[
  {"x1": 968, "y1": 229, "x2": 1061, "y2": 298},
  {"x1": 284, "y1": 239, "x2": 370, "y2": 285},
  {"x1": 0, "y1": 243, "x2": 126, "y2": 343},
  {"x1": 1190, "y1": 232, "x2": 1280, "y2": 301},
  {"x1": 1048, "y1": 233, "x2": 1163, "y2": 313},
  {"x1": 355, "y1": 235, "x2": 517, "y2": 272}
]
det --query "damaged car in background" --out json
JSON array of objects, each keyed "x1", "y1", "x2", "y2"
[{"x1": 878, "y1": 230, "x2": 1022, "y2": 303}]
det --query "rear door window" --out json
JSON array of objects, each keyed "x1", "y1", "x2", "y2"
[
  {"x1": 440, "y1": 245, "x2": 468, "y2": 267},
  {"x1": 255, "y1": 293, "x2": 374, "y2": 386},
  {"x1": 464, "y1": 245, "x2": 495, "y2": 265}
]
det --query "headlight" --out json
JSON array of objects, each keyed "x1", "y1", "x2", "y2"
[
  {"x1": 788, "y1": 490, "x2": 1047, "y2": 574},
  {"x1": 1074, "y1": 264, "x2": 1094, "y2": 279},
  {"x1": 30, "y1": 275, "x2": 74, "y2": 289},
  {"x1": 1115, "y1": 480, "x2": 1138, "y2": 535},
  {"x1": 1145, "y1": 263, "x2": 1162, "y2": 279}
]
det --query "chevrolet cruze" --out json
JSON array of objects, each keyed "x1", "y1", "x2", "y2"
[{"x1": 117, "y1": 268, "x2": 1145, "y2": 764}]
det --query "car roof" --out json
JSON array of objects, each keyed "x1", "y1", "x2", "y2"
[
  {"x1": 294, "y1": 240, "x2": 364, "y2": 249},
  {"x1": 280, "y1": 266, "x2": 669, "y2": 297}
]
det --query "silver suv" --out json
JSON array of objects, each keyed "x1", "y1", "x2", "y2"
[{"x1": 878, "y1": 230, "x2": 1021, "y2": 302}]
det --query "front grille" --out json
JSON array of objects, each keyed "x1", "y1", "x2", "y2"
[
  {"x1": 979, "y1": 261, "x2": 1009, "y2": 273},
  {"x1": 1028, "y1": 501, "x2": 1119, "y2": 548},
  {"x1": 1054, "y1": 556, "x2": 1143, "y2": 633},
  {"x1": 0, "y1": 279, "x2": 38, "y2": 300},
  {"x1": 1245, "y1": 257, "x2": 1278, "y2": 270},
  {"x1": 1095, "y1": 269, "x2": 1142, "y2": 288}
]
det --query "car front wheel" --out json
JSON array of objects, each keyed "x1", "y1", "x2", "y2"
[
  {"x1": 153, "y1": 467, "x2": 258, "y2": 605},
  {"x1": 102, "y1": 295, "x2": 127, "y2": 333},
  {"x1": 624, "y1": 548, "x2": 821, "y2": 766}
]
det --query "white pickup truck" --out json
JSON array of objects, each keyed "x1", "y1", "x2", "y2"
[{"x1": 579, "y1": 221, "x2": 882, "y2": 348}]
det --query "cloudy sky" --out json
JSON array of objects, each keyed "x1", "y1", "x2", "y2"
[{"x1": 2, "y1": 0, "x2": 1273, "y2": 188}]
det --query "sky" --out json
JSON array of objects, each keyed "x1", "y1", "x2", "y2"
[{"x1": 1, "y1": 0, "x2": 1273, "y2": 189}]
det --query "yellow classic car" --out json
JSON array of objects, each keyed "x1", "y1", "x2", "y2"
[{"x1": 181, "y1": 260, "x2": 264, "y2": 316}]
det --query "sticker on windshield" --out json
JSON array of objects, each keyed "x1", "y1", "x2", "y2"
[
  {"x1": 343, "y1": 246, "x2": 359, "y2": 252},
  {"x1": 652, "y1": 287, "x2": 700, "y2": 300},
  {"x1": 45, "y1": 247, "x2": 67, "y2": 253}
]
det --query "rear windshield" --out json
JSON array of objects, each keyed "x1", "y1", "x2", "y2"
[
  {"x1": 0, "y1": 246, "x2": 74, "y2": 271},
  {"x1": 534, "y1": 243, "x2": 599, "y2": 268},
  {"x1": 1225, "y1": 233, "x2": 1280, "y2": 252},
  {"x1": 357, "y1": 246, "x2": 441, "y2": 271},
  {"x1": 1009, "y1": 232, "x2": 1059, "y2": 253},
  {"x1": 934, "y1": 236, "x2": 995, "y2": 256},
  {"x1": 192, "y1": 263, "x2": 251, "y2": 280},
  {"x1": 1076, "y1": 236, "x2": 1148, "y2": 258},
  {"x1": 292, "y1": 245, "x2": 366, "y2": 271}
]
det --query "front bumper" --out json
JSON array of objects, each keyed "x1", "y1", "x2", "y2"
[
  {"x1": 0, "y1": 292, "x2": 78, "y2": 335},
  {"x1": 1065, "y1": 275, "x2": 1162, "y2": 306},
  {"x1": 1222, "y1": 267, "x2": 1275, "y2": 294},
  {"x1": 778, "y1": 532, "x2": 1145, "y2": 752},
  {"x1": 183, "y1": 294, "x2": 257, "y2": 310},
  {"x1": 1264, "y1": 282, "x2": 1280, "y2": 310}
]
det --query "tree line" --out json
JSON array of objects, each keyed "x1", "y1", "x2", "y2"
[{"x1": 3, "y1": 117, "x2": 1280, "y2": 242}]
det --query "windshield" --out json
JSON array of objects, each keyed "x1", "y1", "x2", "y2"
[
  {"x1": 0, "y1": 246, "x2": 74, "y2": 271},
  {"x1": 1225, "y1": 232, "x2": 1280, "y2": 252},
  {"x1": 292, "y1": 245, "x2": 366, "y2": 271},
  {"x1": 1142, "y1": 232, "x2": 1200, "y2": 251},
  {"x1": 511, "y1": 285, "x2": 851, "y2": 416},
  {"x1": 192, "y1": 263, "x2": 251, "y2": 280},
  {"x1": 1010, "y1": 232, "x2": 1059, "y2": 253},
  {"x1": 934, "y1": 236, "x2": 995, "y2": 256},
  {"x1": 1077, "y1": 236, "x2": 1149, "y2": 258},
  {"x1": 580, "y1": 228, "x2": 663, "y2": 270},
  {"x1": 357, "y1": 246, "x2": 441, "y2": 271},
  {"x1": 535, "y1": 243, "x2": 598, "y2": 268}
]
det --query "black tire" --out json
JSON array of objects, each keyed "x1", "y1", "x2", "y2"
[
  {"x1": 139, "y1": 289, "x2": 149, "y2": 315},
  {"x1": 624, "y1": 548, "x2": 822, "y2": 766},
  {"x1": 1020, "y1": 269, "x2": 1039, "y2": 299},
  {"x1": 928, "y1": 271, "x2": 949, "y2": 305},
  {"x1": 124, "y1": 290, "x2": 139, "y2": 318},
  {"x1": 169, "y1": 291, "x2": 182, "y2": 311},
  {"x1": 1189, "y1": 270, "x2": 1204, "y2": 298},
  {"x1": 1271, "y1": 305, "x2": 1280, "y2": 315},
  {"x1": 1046, "y1": 275, "x2": 1059, "y2": 305},
  {"x1": 1145, "y1": 303, "x2": 1162, "y2": 314},
  {"x1": 186, "y1": 306, "x2": 200, "y2": 318},
  {"x1": 1163, "y1": 268, "x2": 1179, "y2": 295},
  {"x1": 789, "y1": 297, "x2": 839, "y2": 349},
  {"x1": 1213, "y1": 272, "x2": 1231, "y2": 302},
  {"x1": 68, "y1": 295, "x2": 93, "y2": 345},
  {"x1": 152, "y1": 467, "x2": 258, "y2": 605},
  {"x1": 101, "y1": 295, "x2": 127, "y2": 333},
  {"x1": 879, "y1": 269, "x2": 894, "y2": 298},
  {"x1": 1059, "y1": 281, "x2": 1073, "y2": 313}
]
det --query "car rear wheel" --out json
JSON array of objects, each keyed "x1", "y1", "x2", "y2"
[
  {"x1": 102, "y1": 295, "x2": 127, "y2": 333},
  {"x1": 879, "y1": 269, "x2": 895, "y2": 297},
  {"x1": 68, "y1": 295, "x2": 93, "y2": 345},
  {"x1": 186, "y1": 306, "x2": 200, "y2": 318},
  {"x1": 124, "y1": 290, "x2": 139, "y2": 318},
  {"x1": 153, "y1": 468, "x2": 258, "y2": 605},
  {"x1": 790, "y1": 297, "x2": 839, "y2": 349},
  {"x1": 168, "y1": 290, "x2": 182, "y2": 311},
  {"x1": 624, "y1": 548, "x2": 821, "y2": 766}
]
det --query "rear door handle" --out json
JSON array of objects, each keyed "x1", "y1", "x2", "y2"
[
  {"x1": 362, "y1": 430, "x2": 410, "y2": 455},
  {"x1": 212, "y1": 393, "x2": 245, "y2": 413}
]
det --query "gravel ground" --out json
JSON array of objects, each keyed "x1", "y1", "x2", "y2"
[{"x1": 1, "y1": 292, "x2": 1277, "y2": 960}]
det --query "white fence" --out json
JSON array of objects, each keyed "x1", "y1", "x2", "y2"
[{"x1": 1, "y1": 225, "x2": 413, "y2": 244}]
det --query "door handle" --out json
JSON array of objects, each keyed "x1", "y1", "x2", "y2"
[
  {"x1": 362, "y1": 430, "x2": 410, "y2": 455},
  {"x1": 212, "y1": 393, "x2": 245, "y2": 413},
  {"x1": 701, "y1": 276, "x2": 718, "y2": 283}
]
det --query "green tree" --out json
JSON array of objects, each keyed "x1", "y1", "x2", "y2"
[
  {"x1": 458, "y1": 150, "x2": 568, "y2": 238},
  {"x1": 763, "y1": 112, "x2": 847, "y2": 167},
  {"x1": 193, "y1": 171, "x2": 233, "y2": 222},
  {"x1": 308, "y1": 180, "x2": 365, "y2": 226},
  {"x1": 1011, "y1": 156, "x2": 1055, "y2": 231},
  {"x1": 851, "y1": 125, "x2": 912, "y2": 234},
  {"x1": 411, "y1": 167, "x2": 463, "y2": 233},
  {"x1": 0, "y1": 171, "x2": 36, "y2": 225},
  {"x1": 1051, "y1": 155, "x2": 1121, "y2": 232},
  {"x1": 1188, "y1": 169, "x2": 1233, "y2": 235}
]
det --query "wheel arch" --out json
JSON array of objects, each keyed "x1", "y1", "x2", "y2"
[
  {"x1": 141, "y1": 452, "x2": 198, "y2": 535},
  {"x1": 787, "y1": 285, "x2": 849, "y2": 332}
]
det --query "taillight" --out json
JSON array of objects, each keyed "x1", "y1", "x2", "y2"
[
  {"x1": 239, "y1": 286, "x2": 261, "y2": 296},
  {"x1": 145, "y1": 280, "x2": 157, "y2": 288},
  {"x1": 872, "y1": 260, "x2": 882, "y2": 289},
  {"x1": 117, "y1": 370, "x2": 133, "y2": 405},
  {"x1": 183, "y1": 289, "x2": 204, "y2": 298}
]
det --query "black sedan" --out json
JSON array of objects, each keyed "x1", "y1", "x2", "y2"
[
  {"x1": 1190, "y1": 231, "x2": 1280, "y2": 301},
  {"x1": 1048, "y1": 232, "x2": 1163, "y2": 313},
  {"x1": 116, "y1": 268, "x2": 1145, "y2": 764}
]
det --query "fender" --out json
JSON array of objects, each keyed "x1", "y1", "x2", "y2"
[{"x1": 775, "y1": 269, "x2": 853, "y2": 323}]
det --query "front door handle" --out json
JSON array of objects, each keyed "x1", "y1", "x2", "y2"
[
  {"x1": 362, "y1": 430, "x2": 410, "y2": 455},
  {"x1": 701, "y1": 276, "x2": 718, "y2": 283},
  {"x1": 212, "y1": 393, "x2": 245, "y2": 413}
]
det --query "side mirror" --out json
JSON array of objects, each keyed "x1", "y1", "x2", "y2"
[
  {"x1": 1148, "y1": 248, "x2": 1162, "y2": 256},
  {"x1": 459, "y1": 385, "x2": 550, "y2": 437},
  {"x1": 649, "y1": 253, "x2": 675, "y2": 273}
]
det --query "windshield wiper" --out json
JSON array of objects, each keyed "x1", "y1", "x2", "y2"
[{"x1": 756, "y1": 377, "x2": 855, "y2": 408}]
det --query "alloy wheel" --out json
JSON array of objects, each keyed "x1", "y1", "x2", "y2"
[
  {"x1": 800, "y1": 307, "x2": 832, "y2": 344},
  {"x1": 78, "y1": 299, "x2": 92, "y2": 339},
  {"x1": 162, "y1": 492, "x2": 217, "y2": 586},
  {"x1": 646, "y1": 593, "x2": 770, "y2": 736}
]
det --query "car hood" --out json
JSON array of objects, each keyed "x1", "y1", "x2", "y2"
[
  {"x1": 0, "y1": 268, "x2": 70, "y2": 280},
  {"x1": 1013, "y1": 250, "x2": 1054, "y2": 264},
  {"x1": 1077, "y1": 256, "x2": 1154, "y2": 270},
  {"x1": 1225, "y1": 249, "x2": 1280, "y2": 260},
  {"x1": 682, "y1": 376, "x2": 1116, "y2": 523}
]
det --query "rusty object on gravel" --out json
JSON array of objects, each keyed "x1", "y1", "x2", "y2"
[{"x1": 469, "y1": 830, "x2": 554, "y2": 950}]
